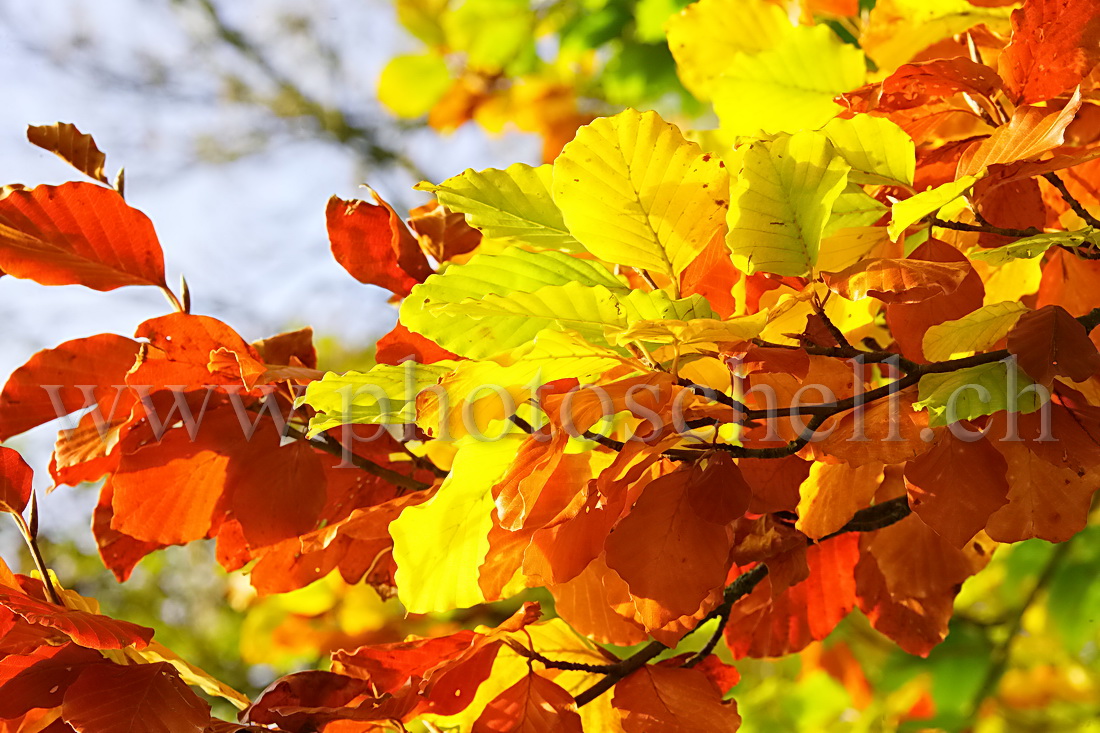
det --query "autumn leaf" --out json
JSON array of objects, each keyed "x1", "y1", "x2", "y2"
[
  {"x1": 0, "y1": 447, "x2": 33, "y2": 515},
  {"x1": 27, "y1": 123, "x2": 109, "y2": 184},
  {"x1": 61, "y1": 662, "x2": 210, "y2": 733},
  {"x1": 0, "y1": 587, "x2": 153, "y2": 650},
  {"x1": 612, "y1": 665, "x2": 741, "y2": 733},
  {"x1": 998, "y1": 0, "x2": 1100, "y2": 104},
  {"x1": 822, "y1": 257, "x2": 969, "y2": 303},
  {"x1": 472, "y1": 672, "x2": 583, "y2": 733},
  {"x1": 0, "y1": 182, "x2": 166, "y2": 290},
  {"x1": 1006, "y1": 304, "x2": 1100, "y2": 386}
]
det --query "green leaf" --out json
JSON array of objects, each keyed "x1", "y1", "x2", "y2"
[
  {"x1": 726, "y1": 131, "x2": 851, "y2": 276},
  {"x1": 377, "y1": 54, "x2": 452, "y2": 118},
  {"x1": 922, "y1": 302, "x2": 1029, "y2": 361},
  {"x1": 400, "y1": 249, "x2": 627, "y2": 359},
  {"x1": 415, "y1": 164, "x2": 582, "y2": 251},
  {"x1": 822, "y1": 115, "x2": 916, "y2": 186},
  {"x1": 914, "y1": 359, "x2": 1047, "y2": 427},
  {"x1": 442, "y1": 0, "x2": 534, "y2": 71},
  {"x1": 823, "y1": 184, "x2": 888, "y2": 237},
  {"x1": 391, "y1": 435, "x2": 524, "y2": 613},
  {"x1": 302, "y1": 363, "x2": 454, "y2": 434},
  {"x1": 967, "y1": 228, "x2": 1099, "y2": 266},
  {"x1": 553, "y1": 108, "x2": 729, "y2": 290},
  {"x1": 712, "y1": 24, "x2": 866, "y2": 137},
  {"x1": 888, "y1": 176, "x2": 978, "y2": 241}
]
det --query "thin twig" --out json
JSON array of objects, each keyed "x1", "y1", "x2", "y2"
[
  {"x1": 930, "y1": 217, "x2": 1041, "y2": 239},
  {"x1": 1042, "y1": 173, "x2": 1100, "y2": 228},
  {"x1": 283, "y1": 424, "x2": 432, "y2": 492}
]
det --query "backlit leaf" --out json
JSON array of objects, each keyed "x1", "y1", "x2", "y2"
[
  {"x1": 0, "y1": 588, "x2": 153, "y2": 650},
  {"x1": 921, "y1": 302, "x2": 1029, "y2": 361},
  {"x1": 957, "y1": 89, "x2": 1082, "y2": 177},
  {"x1": 378, "y1": 53, "x2": 452, "y2": 118},
  {"x1": 821, "y1": 257, "x2": 969, "y2": 304},
  {"x1": 1006, "y1": 304, "x2": 1100, "y2": 385},
  {"x1": 27, "y1": 123, "x2": 109, "y2": 184},
  {"x1": 888, "y1": 176, "x2": 978, "y2": 241},
  {"x1": 968, "y1": 228, "x2": 1100, "y2": 265},
  {"x1": 326, "y1": 192, "x2": 432, "y2": 297},
  {"x1": 61, "y1": 662, "x2": 210, "y2": 733},
  {"x1": 0, "y1": 447, "x2": 33, "y2": 515},
  {"x1": 795, "y1": 462, "x2": 884, "y2": 539},
  {"x1": 726, "y1": 131, "x2": 851, "y2": 276},
  {"x1": 417, "y1": 163, "x2": 582, "y2": 251},
  {"x1": 999, "y1": 0, "x2": 1100, "y2": 104},
  {"x1": 0, "y1": 182, "x2": 166, "y2": 290},
  {"x1": 822, "y1": 115, "x2": 916, "y2": 186},
  {"x1": 553, "y1": 108, "x2": 729, "y2": 287},
  {"x1": 914, "y1": 359, "x2": 1047, "y2": 427},
  {"x1": 472, "y1": 672, "x2": 583, "y2": 733},
  {"x1": 612, "y1": 665, "x2": 741, "y2": 733}
]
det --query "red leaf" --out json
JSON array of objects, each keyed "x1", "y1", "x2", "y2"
[
  {"x1": 605, "y1": 468, "x2": 734, "y2": 626},
  {"x1": 472, "y1": 672, "x2": 583, "y2": 733},
  {"x1": 1007, "y1": 304, "x2": 1100, "y2": 385},
  {"x1": 612, "y1": 666, "x2": 741, "y2": 733},
  {"x1": 27, "y1": 123, "x2": 109, "y2": 184},
  {"x1": 407, "y1": 199, "x2": 482, "y2": 263},
  {"x1": 724, "y1": 535, "x2": 859, "y2": 658},
  {"x1": 93, "y1": 480, "x2": 165, "y2": 582},
  {"x1": 680, "y1": 228, "x2": 739, "y2": 318},
  {"x1": 0, "y1": 182, "x2": 166, "y2": 290},
  {"x1": 999, "y1": 0, "x2": 1100, "y2": 104},
  {"x1": 905, "y1": 430, "x2": 1009, "y2": 547},
  {"x1": 129, "y1": 313, "x2": 260, "y2": 390},
  {"x1": 881, "y1": 58, "x2": 1003, "y2": 107},
  {"x1": 885, "y1": 240, "x2": 985, "y2": 362},
  {"x1": 0, "y1": 334, "x2": 139, "y2": 441},
  {"x1": 61, "y1": 662, "x2": 210, "y2": 733},
  {"x1": 0, "y1": 447, "x2": 33, "y2": 514},
  {"x1": 376, "y1": 322, "x2": 460, "y2": 364},
  {"x1": 686, "y1": 453, "x2": 751, "y2": 526},
  {"x1": 0, "y1": 643, "x2": 107, "y2": 718},
  {"x1": 854, "y1": 549, "x2": 956, "y2": 657},
  {"x1": 327, "y1": 192, "x2": 432, "y2": 297},
  {"x1": 0, "y1": 587, "x2": 154, "y2": 650},
  {"x1": 243, "y1": 671, "x2": 381, "y2": 731}
]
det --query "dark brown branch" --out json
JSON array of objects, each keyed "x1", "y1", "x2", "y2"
[
  {"x1": 283, "y1": 424, "x2": 432, "y2": 492},
  {"x1": 1042, "y1": 173, "x2": 1100, "y2": 228},
  {"x1": 929, "y1": 217, "x2": 1041, "y2": 239}
]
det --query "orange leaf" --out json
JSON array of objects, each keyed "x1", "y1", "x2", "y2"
[
  {"x1": 795, "y1": 462, "x2": 884, "y2": 540},
  {"x1": 550, "y1": 553, "x2": 649, "y2": 646},
  {"x1": 821, "y1": 258, "x2": 969, "y2": 304},
  {"x1": 26, "y1": 123, "x2": 109, "y2": 184},
  {"x1": 408, "y1": 199, "x2": 482, "y2": 263},
  {"x1": 680, "y1": 228, "x2": 738, "y2": 318},
  {"x1": 612, "y1": 665, "x2": 741, "y2": 733},
  {"x1": 885, "y1": 240, "x2": 984, "y2": 362},
  {"x1": 854, "y1": 549, "x2": 956, "y2": 657},
  {"x1": 93, "y1": 481, "x2": 165, "y2": 582},
  {"x1": 61, "y1": 662, "x2": 210, "y2": 733},
  {"x1": 376, "y1": 322, "x2": 459, "y2": 364},
  {"x1": 129, "y1": 313, "x2": 260, "y2": 390},
  {"x1": 866, "y1": 514, "x2": 992, "y2": 599},
  {"x1": 0, "y1": 182, "x2": 166, "y2": 290},
  {"x1": 493, "y1": 431, "x2": 590, "y2": 532},
  {"x1": 984, "y1": 437, "x2": 1098, "y2": 542},
  {"x1": 327, "y1": 192, "x2": 432, "y2": 297},
  {"x1": 741, "y1": 456, "x2": 811, "y2": 514},
  {"x1": 957, "y1": 90, "x2": 1082, "y2": 177},
  {"x1": 724, "y1": 535, "x2": 859, "y2": 659},
  {"x1": 812, "y1": 392, "x2": 934, "y2": 466},
  {"x1": 0, "y1": 588, "x2": 153, "y2": 650},
  {"x1": 881, "y1": 58, "x2": 1002, "y2": 107},
  {"x1": 0, "y1": 334, "x2": 139, "y2": 442},
  {"x1": 686, "y1": 453, "x2": 751, "y2": 526},
  {"x1": 904, "y1": 430, "x2": 1009, "y2": 547},
  {"x1": 472, "y1": 671, "x2": 583, "y2": 733},
  {"x1": 999, "y1": 0, "x2": 1100, "y2": 104},
  {"x1": 1007, "y1": 304, "x2": 1100, "y2": 385},
  {"x1": 0, "y1": 643, "x2": 108, "y2": 719},
  {"x1": 605, "y1": 468, "x2": 733, "y2": 625},
  {"x1": 0, "y1": 447, "x2": 32, "y2": 515}
]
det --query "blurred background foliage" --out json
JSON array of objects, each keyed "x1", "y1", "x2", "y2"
[{"x1": 1, "y1": 0, "x2": 1098, "y2": 730}]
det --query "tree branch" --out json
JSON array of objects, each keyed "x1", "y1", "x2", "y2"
[
  {"x1": 1042, "y1": 173, "x2": 1100, "y2": 228},
  {"x1": 283, "y1": 424, "x2": 432, "y2": 492}
]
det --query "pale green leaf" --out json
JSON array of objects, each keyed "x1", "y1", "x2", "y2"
[
  {"x1": 302, "y1": 363, "x2": 454, "y2": 434},
  {"x1": 392, "y1": 435, "x2": 524, "y2": 613},
  {"x1": 922, "y1": 302, "x2": 1030, "y2": 361},
  {"x1": 822, "y1": 115, "x2": 916, "y2": 186},
  {"x1": 967, "y1": 228, "x2": 1099, "y2": 266},
  {"x1": 823, "y1": 184, "x2": 888, "y2": 238},
  {"x1": 553, "y1": 108, "x2": 730, "y2": 288},
  {"x1": 415, "y1": 163, "x2": 582, "y2": 251},
  {"x1": 726, "y1": 131, "x2": 851, "y2": 276},
  {"x1": 888, "y1": 175, "x2": 978, "y2": 241},
  {"x1": 401, "y1": 249, "x2": 626, "y2": 359},
  {"x1": 712, "y1": 24, "x2": 866, "y2": 137},
  {"x1": 914, "y1": 359, "x2": 1047, "y2": 427}
]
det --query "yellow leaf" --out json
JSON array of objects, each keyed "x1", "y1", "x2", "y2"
[
  {"x1": 796, "y1": 462, "x2": 885, "y2": 539},
  {"x1": 377, "y1": 53, "x2": 452, "y2": 118},
  {"x1": 553, "y1": 109, "x2": 730, "y2": 291},
  {"x1": 712, "y1": 24, "x2": 866, "y2": 137},
  {"x1": 888, "y1": 176, "x2": 978, "y2": 241},
  {"x1": 822, "y1": 115, "x2": 915, "y2": 187},
  {"x1": 921, "y1": 302, "x2": 1029, "y2": 361},
  {"x1": 726, "y1": 131, "x2": 851, "y2": 276},
  {"x1": 391, "y1": 435, "x2": 524, "y2": 613}
]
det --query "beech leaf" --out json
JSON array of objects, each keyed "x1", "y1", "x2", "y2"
[{"x1": 27, "y1": 122, "x2": 109, "y2": 184}]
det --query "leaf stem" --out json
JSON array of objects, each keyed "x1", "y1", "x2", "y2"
[{"x1": 9, "y1": 495, "x2": 62, "y2": 605}]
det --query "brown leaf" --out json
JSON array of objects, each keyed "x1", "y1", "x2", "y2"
[
  {"x1": 612, "y1": 666, "x2": 741, "y2": 733},
  {"x1": 0, "y1": 643, "x2": 108, "y2": 718},
  {"x1": 958, "y1": 90, "x2": 1082, "y2": 177},
  {"x1": 905, "y1": 430, "x2": 1009, "y2": 547},
  {"x1": 0, "y1": 447, "x2": 33, "y2": 515},
  {"x1": 472, "y1": 672, "x2": 584, "y2": 733},
  {"x1": 812, "y1": 393, "x2": 934, "y2": 467},
  {"x1": 822, "y1": 258, "x2": 970, "y2": 304},
  {"x1": 0, "y1": 182, "x2": 166, "y2": 290},
  {"x1": 686, "y1": 453, "x2": 752, "y2": 526},
  {"x1": 549, "y1": 553, "x2": 649, "y2": 647},
  {"x1": 866, "y1": 514, "x2": 992, "y2": 599},
  {"x1": 327, "y1": 192, "x2": 432, "y2": 297},
  {"x1": 0, "y1": 334, "x2": 139, "y2": 442},
  {"x1": 999, "y1": 0, "x2": 1100, "y2": 104},
  {"x1": 27, "y1": 123, "x2": 109, "y2": 184},
  {"x1": 1007, "y1": 304, "x2": 1100, "y2": 385},
  {"x1": 604, "y1": 468, "x2": 734, "y2": 625},
  {"x1": 62, "y1": 662, "x2": 210, "y2": 733},
  {"x1": 408, "y1": 199, "x2": 482, "y2": 263}
]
